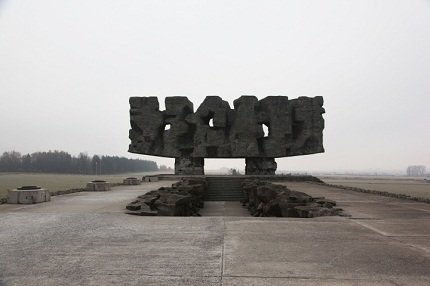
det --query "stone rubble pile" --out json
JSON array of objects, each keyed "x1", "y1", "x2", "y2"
[
  {"x1": 242, "y1": 179, "x2": 345, "y2": 218},
  {"x1": 126, "y1": 178, "x2": 207, "y2": 216}
]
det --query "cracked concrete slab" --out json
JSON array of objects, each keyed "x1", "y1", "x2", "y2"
[
  {"x1": 222, "y1": 277, "x2": 398, "y2": 286},
  {"x1": 222, "y1": 219, "x2": 430, "y2": 280},
  {"x1": 1, "y1": 181, "x2": 429, "y2": 285}
]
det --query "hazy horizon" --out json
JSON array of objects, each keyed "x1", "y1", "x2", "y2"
[{"x1": 1, "y1": 0, "x2": 429, "y2": 173}]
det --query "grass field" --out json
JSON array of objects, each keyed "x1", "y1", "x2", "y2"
[
  {"x1": 320, "y1": 176, "x2": 430, "y2": 199},
  {"x1": 0, "y1": 171, "x2": 162, "y2": 198}
]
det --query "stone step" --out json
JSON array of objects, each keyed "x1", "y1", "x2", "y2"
[
  {"x1": 208, "y1": 189, "x2": 241, "y2": 193},
  {"x1": 207, "y1": 186, "x2": 242, "y2": 190},
  {"x1": 207, "y1": 184, "x2": 242, "y2": 188},
  {"x1": 206, "y1": 193, "x2": 243, "y2": 197},
  {"x1": 207, "y1": 183, "x2": 242, "y2": 186},
  {"x1": 206, "y1": 198, "x2": 243, "y2": 201},
  {"x1": 206, "y1": 194, "x2": 242, "y2": 197},
  {"x1": 205, "y1": 177, "x2": 244, "y2": 201},
  {"x1": 207, "y1": 195, "x2": 243, "y2": 199},
  {"x1": 207, "y1": 180, "x2": 242, "y2": 184},
  {"x1": 207, "y1": 184, "x2": 243, "y2": 188}
]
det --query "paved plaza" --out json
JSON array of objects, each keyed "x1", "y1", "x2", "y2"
[{"x1": 0, "y1": 180, "x2": 429, "y2": 285}]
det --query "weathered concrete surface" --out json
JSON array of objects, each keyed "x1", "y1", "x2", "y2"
[
  {"x1": 200, "y1": 201, "x2": 250, "y2": 217},
  {"x1": 1, "y1": 181, "x2": 430, "y2": 285}
]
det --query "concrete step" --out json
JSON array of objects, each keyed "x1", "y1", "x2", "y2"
[
  {"x1": 205, "y1": 177, "x2": 245, "y2": 201},
  {"x1": 206, "y1": 198, "x2": 243, "y2": 201}
]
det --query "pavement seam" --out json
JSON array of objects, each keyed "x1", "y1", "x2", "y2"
[
  {"x1": 352, "y1": 220, "x2": 430, "y2": 237},
  {"x1": 352, "y1": 219, "x2": 430, "y2": 259},
  {"x1": 387, "y1": 279, "x2": 403, "y2": 286},
  {"x1": 388, "y1": 203, "x2": 430, "y2": 213},
  {"x1": 351, "y1": 220, "x2": 390, "y2": 236},
  {"x1": 389, "y1": 237, "x2": 430, "y2": 257},
  {"x1": 220, "y1": 216, "x2": 226, "y2": 286},
  {"x1": 221, "y1": 274, "x2": 400, "y2": 283}
]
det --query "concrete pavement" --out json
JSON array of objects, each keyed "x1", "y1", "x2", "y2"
[{"x1": 0, "y1": 180, "x2": 429, "y2": 285}]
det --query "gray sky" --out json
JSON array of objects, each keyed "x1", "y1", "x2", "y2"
[{"x1": 1, "y1": 0, "x2": 429, "y2": 173}]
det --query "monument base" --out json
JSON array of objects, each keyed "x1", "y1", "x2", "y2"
[{"x1": 175, "y1": 157, "x2": 204, "y2": 175}]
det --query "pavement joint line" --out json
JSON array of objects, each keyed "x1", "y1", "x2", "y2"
[
  {"x1": 1, "y1": 274, "x2": 223, "y2": 279},
  {"x1": 90, "y1": 274, "x2": 222, "y2": 278},
  {"x1": 353, "y1": 220, "x2": 430, "y2": 258},
  {"x1": 383, "y1": 235, "x2": 430, "y2": 237},
  {"x1": 350, "y1": 220, "x2": 430, "y2": 238},
  {"x1": 348, "y1": 217, "x2": 381, "y2": 220},
  {"x1": 389, "y1": 238, "x2": 430, "y2": 257},
  {"x1": 221, "y1": 274, "x2": 400, "y2": 282},
  {"x1": 413, "y1": 208, "x2": 430, "y2": 213},
  {"x1": 352, "y1": 220, "x2": 430, "y2": 237},
  {"x1": 224, "y1": 219, "x2": 352, "y2": 224},
  {"x1": 351, "y1": 220, "x2": 390, "y2": 236},
  {"x1": 220, "y1": 216, "x2": 226, "y2": 286},
  {"x1": 387, "y1": 279, "x2": 403, "y2": 286},
  {"x1": 388, "y1": 204, "x2": 430, "y2": 213}
]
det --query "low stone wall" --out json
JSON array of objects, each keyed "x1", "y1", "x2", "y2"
[
  {"x1": 50, "y1": 188, "x2": 85, "y2": 196},
  {"x1": 242, "y1": 179, "x2": 345, "y2": 218},
  {"x1": 126, "y1": 177, "x2": 207, "y2": 216},
  {"x1": 317, "y1": 182, "x2": 430, "y2": 204}
]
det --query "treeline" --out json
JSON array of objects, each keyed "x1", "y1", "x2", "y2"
[{"x1": 0, "y1": 151, "x2": 159, "y2": 174}]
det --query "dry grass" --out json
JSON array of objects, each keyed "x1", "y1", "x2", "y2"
[
  {"x1": 320, "y1": 176, "x2": 430, "y2": 199},
  {"x1": 0, "y1": 171, "x2": 161, "y2": 198}
]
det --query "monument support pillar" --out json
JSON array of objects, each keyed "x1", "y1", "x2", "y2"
[
  {"x1": 174, "y1": 157, "x2": 204, "y2": 175},
  {"x1": 245, "y1": 157, "x2": 277, "y2": 175}
]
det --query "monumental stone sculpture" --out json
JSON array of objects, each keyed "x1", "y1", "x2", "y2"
[{"x1": 129, "y1": 95, "x2": 325, "y2": 175}]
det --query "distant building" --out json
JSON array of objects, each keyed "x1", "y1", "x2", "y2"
[{"x1": 406, "y1": 165, "x2": 426, "y2": 176}]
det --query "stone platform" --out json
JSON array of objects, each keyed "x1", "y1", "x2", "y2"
[{"x1": 0, "y1": 180, "x2": 429, "y2": 285}]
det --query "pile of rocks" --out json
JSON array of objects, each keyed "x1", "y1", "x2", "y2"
[
  {"x1": 126, "y1": 177, "x2": 207, "y2": 216},
  {"x1": 242, "y1": 179, "x2": 345, "y2": 218}
]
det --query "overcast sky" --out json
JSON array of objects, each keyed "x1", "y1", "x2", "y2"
[{"x1": 1, "y1": 0, "x2": 429, "y2": 173}]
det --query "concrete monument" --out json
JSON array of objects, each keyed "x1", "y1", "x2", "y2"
[{"x1": 129, "y1": 96, "x2": 325, "y2": 175}]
